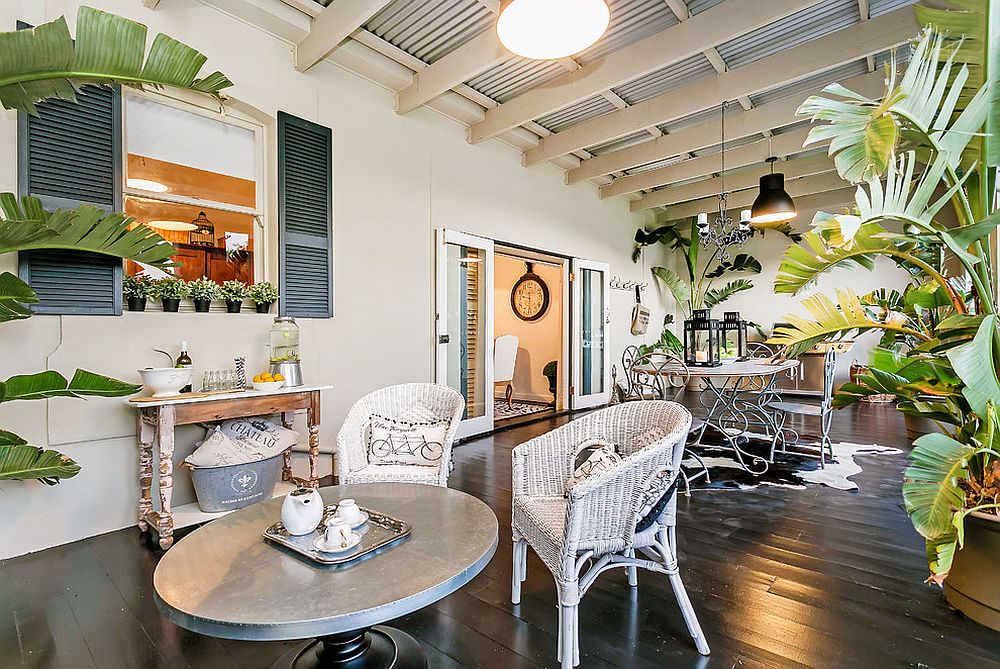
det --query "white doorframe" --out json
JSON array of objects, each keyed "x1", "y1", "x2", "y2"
[
  {"x1": 571, "y1": 258, "x2": 612, "y2": 409},
  {"x1": 435, "y1": 229, "x2": 495, "y2": 438}
]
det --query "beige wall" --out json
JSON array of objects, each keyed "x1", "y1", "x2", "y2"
[
  {"x1": 0, "y1": 0, "x2": 671, "y2": 558},
  {"x1": 494, "y1": 255, "x2": 563, "y2": 403}
]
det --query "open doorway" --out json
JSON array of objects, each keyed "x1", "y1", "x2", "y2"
[{"x1": 492, "y1": 247, "x2": 566, "y2": 428}]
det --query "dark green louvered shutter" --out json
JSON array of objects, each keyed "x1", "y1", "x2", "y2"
[
  {"x1": 278, "y1": 111, "x2": 333, "y2": 318},
  {"x1": 17, "y1": 84, "x2": 123, "y2": 315}
]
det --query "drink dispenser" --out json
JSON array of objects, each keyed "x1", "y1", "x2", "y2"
[{"x1": 269, "y1": 316, "x2": 303, "y2": 387}]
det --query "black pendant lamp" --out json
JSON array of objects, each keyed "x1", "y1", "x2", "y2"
[{"x1": 751, "y1": 155, "x2": 797, "y2": 224}]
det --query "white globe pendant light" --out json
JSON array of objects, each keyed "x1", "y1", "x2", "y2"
[{"x1": 497, "y1": 0, "x2": 611, "y2": 60}]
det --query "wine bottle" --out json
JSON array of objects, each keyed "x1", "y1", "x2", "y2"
[{"x1": 176, "y1": 341, "x2": 193, "y2": 393}]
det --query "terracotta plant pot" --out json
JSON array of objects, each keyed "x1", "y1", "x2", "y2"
[
  {"x1": 946, "y1": 511, "x2": 1000, "y2": 631},
  {"x1": 193, "y1": 298, "x2": 212, "y2": 313},
  {"x1": 126, "y1": 296, "x2": 147, "y2": 312},
  {"x1": 226, "y1": 300, "x2": 243, "y2": 313},
  {"x1": 255, "y1": 302, "x2": 272, "y2": 314},
  {"x1": 161, "y1": 298, "x2": 180, "y2": 313}
]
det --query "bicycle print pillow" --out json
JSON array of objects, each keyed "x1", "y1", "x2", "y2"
[{"x1": 367, "y1": 415, "x2": 448, "y2": 467}]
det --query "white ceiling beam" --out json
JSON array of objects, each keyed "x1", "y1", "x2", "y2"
[
  {"x1": 629, "y1": 152, "x2": 835, "y2": 211},
  {"x1": 467, "y1": 0, "x2": 821, "y2": 143},
  {"x1": 654, "y1": 185, "x2": 856, "y2": 222},
  {"x1": 858, "y1": 0, "x2": 876, "y2": 71},
  {"x1": 649, "y1": 171, "x2": 849, "y2": 218},
  {"x1": 566, "y1": 70, "x2": 884, "y2": 184},
  {"x1": 294, "y1": 0, "x2": 395, "y2": 72},
  {"x1": 395, "y1": 34, "x2": 508, "y2": 113},
  {"x1": 279, "y1": 0, "x2": 321, "y2": 17},
  {"x1": 141, "y1": 0, "x2": 162, "y2": 7},
  {"x1": 524, "y1": 7, "x2": 917, "y2": 166},
  {"x1": 600, "y1": 125, "x2": 817, "y2": 199}
]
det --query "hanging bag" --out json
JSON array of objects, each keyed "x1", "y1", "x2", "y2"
[{"x1": 630, "y1": 285, "x2": 650, "y2": 335}]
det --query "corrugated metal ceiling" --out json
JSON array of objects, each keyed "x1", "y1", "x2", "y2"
[{"x1": 365, "y1": 0, "x2": 493, "y2": 64}]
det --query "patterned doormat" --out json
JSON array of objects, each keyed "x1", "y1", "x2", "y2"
[
  {"x1": 683, "y1": 442, "x2": 903, "y2": 492},
  {"x1": 494, "y1": 400, "x2": 551, "y2": 420}
]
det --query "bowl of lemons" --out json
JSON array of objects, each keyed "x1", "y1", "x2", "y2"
[{"x1": 252, "y1": 371, "x2": 286, "y2": 391}]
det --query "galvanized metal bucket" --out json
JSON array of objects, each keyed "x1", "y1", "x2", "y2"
[{"x1": 182, "y1": 452, "x2": 284, "y2": 513}]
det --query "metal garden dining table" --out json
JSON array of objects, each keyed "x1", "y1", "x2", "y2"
[{"x1": 634, "y1": 357, "x2": 799, "y2": 474}]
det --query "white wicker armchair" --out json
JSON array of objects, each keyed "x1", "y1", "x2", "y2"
[
  {"x1": 336, "y1": 383, "x2": 465, "y2": 487},
  {"x1": 511, "y1": 401, "x2": 710, "y2": 668}
]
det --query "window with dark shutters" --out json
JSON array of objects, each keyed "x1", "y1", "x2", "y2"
[{"x1": 277, "y1": 111, "x2": 333, "y2": 319}]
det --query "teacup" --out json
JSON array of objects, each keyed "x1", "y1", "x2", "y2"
[
  {"x1": 337, "y1": 498, "x2": 365, "y2": 525},
  {"x1": 323, "y1": 516, "x2": 354, "y2": 549}
]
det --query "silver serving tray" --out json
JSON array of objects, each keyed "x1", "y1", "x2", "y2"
[{"x1": 262, "y1": 504, "x2": 411, "y2": 565}]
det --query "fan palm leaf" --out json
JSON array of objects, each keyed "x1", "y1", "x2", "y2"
[
  {"x1": 0, "y1": 7, "x2": 232, "y2": 114},
  {"x1": 704, "y1": 279, "x2": 752, "y2": 309},
  {"x1": 0, "y1": 194, "x2": 175, "y2": 267},
  {"x1": 903, "y1": 431, "x2": 974, "y2": 540},
  {"x1": 651, "y1": 266, "x2": 691, "y2": 305},
  {"x1": 768, "y1": 288, "x2": 929, "y2": 357}
]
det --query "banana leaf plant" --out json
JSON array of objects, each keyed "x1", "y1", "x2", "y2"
[
  {"x1": 0, "y1": 6, "x2": 232, "y2": 114},
  {"x1": 0, "y1": 7, "x2": 232, "y2": 483},
  {"x1": 635, "y1": 219, "x2": 765, "y2": 320},
  {"x1": 766, "y1": 6, "x2": 1000, "y2": 581}
]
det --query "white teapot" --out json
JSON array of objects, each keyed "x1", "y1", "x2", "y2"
[{"x1": 281, "y1": 487, "x2": 324, "y2": 535}]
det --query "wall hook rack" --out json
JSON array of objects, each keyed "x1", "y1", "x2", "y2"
[{"x1": 610, "y1": 276, "x2": 647, "y2": 291}]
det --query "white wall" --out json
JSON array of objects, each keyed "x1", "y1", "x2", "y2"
[{"x1": 0, "y1": 0, "x2": 673, "y2": 558}]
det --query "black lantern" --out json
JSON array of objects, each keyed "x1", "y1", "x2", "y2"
[
  {"x1": 684, "y1": 309, "x2": 722, "y2": 367},
  {"x1": 721, "y1": 311, "x2": 748, "y2": 362},
  {"x1": 188, "y1": 211, "x2": 216, "y2": 247}
]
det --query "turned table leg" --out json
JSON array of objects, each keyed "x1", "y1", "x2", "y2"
[
  {"x1": 156, "y1": 405, "x2": 177, "y2": 550},
  {"x1": 137, "y1": 409, "x2": 156, "y2": 533},
  {"x1": 281, "y1": 411, "x2": 294, "y2": 483},
  {"x1": 308, "y1": 394, "x2": 321, "y2": 488}
]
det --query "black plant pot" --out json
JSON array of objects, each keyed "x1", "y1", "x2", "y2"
[
  {"x1": 193, "y1": 298, "x2": 212, "y2": 313},
  {"x1": 126, "y1": 296, "x2": 147, "y2": 312},
  {"x1": 161, "y1": 298, "x2": 181, "y2": 313},
  {"x1": 226, "y1": 300, "x2": 243, "y2": 313},
  {"x1": 255, "y1": 302, "x2": 272, "y2": 314}
]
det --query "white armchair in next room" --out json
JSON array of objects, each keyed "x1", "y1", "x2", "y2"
[{"x1": 494, "y1": 334, "x2": 520, "y2": 408}]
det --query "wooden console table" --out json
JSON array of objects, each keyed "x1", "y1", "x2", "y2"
[{"x1": 126, "y1": 385, "x2": 332, "y2": 550}]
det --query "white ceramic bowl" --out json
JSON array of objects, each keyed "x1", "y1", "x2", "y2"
[
  {"x1": 138, "y1": 367, "x2": 192, "y2": 397},
  {"x1": 253, "y1": 380, "x2": 285, "y2": 392}
]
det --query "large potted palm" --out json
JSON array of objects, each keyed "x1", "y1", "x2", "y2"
[
  {"x1": 0, "y1": 7, "x2": 231, "y2": 483},
  {"x1": 766, "y1": 0, "x2": 1000, "y2": 629}
]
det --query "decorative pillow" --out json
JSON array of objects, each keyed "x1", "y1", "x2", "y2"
[
  {"x1": 565, "y1": 438, "x2": 622, "y2": 492},
  {"x1": 219, "y1": 417, "x2": 299, "y2": 458},
  {"x1": 367, "y1": 415, "x2": 449, "y2": 467},
  {"x1": 186, "y1": 427, "x2": 264, "y2": 467},
  {"x1": 635, "y1": 470, "x2": 679, "y2": 533}
]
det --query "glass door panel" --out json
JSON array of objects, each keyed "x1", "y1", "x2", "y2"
[
  {"x1": 572, "y1": 259, "x2": 611, "y2": 409},
  {"x1": 436, "y1": 230, "x2": 494, "y2": 437}
]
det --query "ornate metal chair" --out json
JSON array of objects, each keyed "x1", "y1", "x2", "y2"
[
  {"x1": 511, "y1": 402, "x2": 711, "y2": 668},
  {"x1": 336, "y1": 383, "x2": 465, "y2": 486},
  {"x1": 767, "y1": 349, "x2": 837, "y2": 466},
  {"x1": 620, "y1": 347, "x2": 710, "y2": 493}
]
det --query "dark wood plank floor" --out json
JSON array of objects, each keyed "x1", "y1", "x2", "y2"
[{"x1": 3, "y1": 399, "x2": 1000, "y2": 668}]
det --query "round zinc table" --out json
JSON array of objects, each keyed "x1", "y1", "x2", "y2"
[{"x1": 153, "y1": 483, "x2": 499, "y2": 668}]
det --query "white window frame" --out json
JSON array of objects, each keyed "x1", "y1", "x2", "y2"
[{"x1": 120, "y1": 88, "x2": 268, "y2": 283}]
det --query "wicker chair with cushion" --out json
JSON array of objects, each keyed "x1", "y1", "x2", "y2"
[
  {"x1": 511, "y1": 402, "x2": 710, "y2": 668},
  {"x1": 336, "y1": 383, "x2": 465, "y2": 487}
]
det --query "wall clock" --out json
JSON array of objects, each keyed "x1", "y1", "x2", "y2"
[{"x1": 511, "y1": 262, "x2": 550, "y2": 322}]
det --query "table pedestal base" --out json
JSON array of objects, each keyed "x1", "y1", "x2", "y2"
[{"x1": 274, "y1": 626, "x2": 426, "y2": 669}]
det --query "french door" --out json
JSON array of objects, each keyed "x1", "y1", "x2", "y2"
[
  {"x1": 571, "y1": 258, "x2": 611, "y2": 409},
  {"x1": 435, "y1": 229, "x2": 495, "y2": 438}
]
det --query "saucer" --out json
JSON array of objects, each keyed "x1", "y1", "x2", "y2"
[
  {"x1": 341, "y1": 511, "x2": 368, "y2": 529},
  {"x1": 312, "y1": 531, "x2": 362, "y2": 554}
]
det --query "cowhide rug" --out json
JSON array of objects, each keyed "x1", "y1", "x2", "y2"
[{"x1": 682, "y1": 442, "x2": 904, "y2": 492}]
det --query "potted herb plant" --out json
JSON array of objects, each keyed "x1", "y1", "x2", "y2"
[
  {"x1": 123, "y1": 273, "x2": 154, "y2": 312},
  {"x1": 153, "y1": 276, "x2": 190, "y2": 313},
  {"x1": 765, "y1": 11, "x2": 1000, "y2": 629},
  {"x1": 220, "y1": 280, "x2": 248, "y2": 313},
  {"x1": 188, "y1": 277, "x2": 221, "y2": 313},
  {"x1": 248, "y1": 281, "x2": 279, "y2": 314}
]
